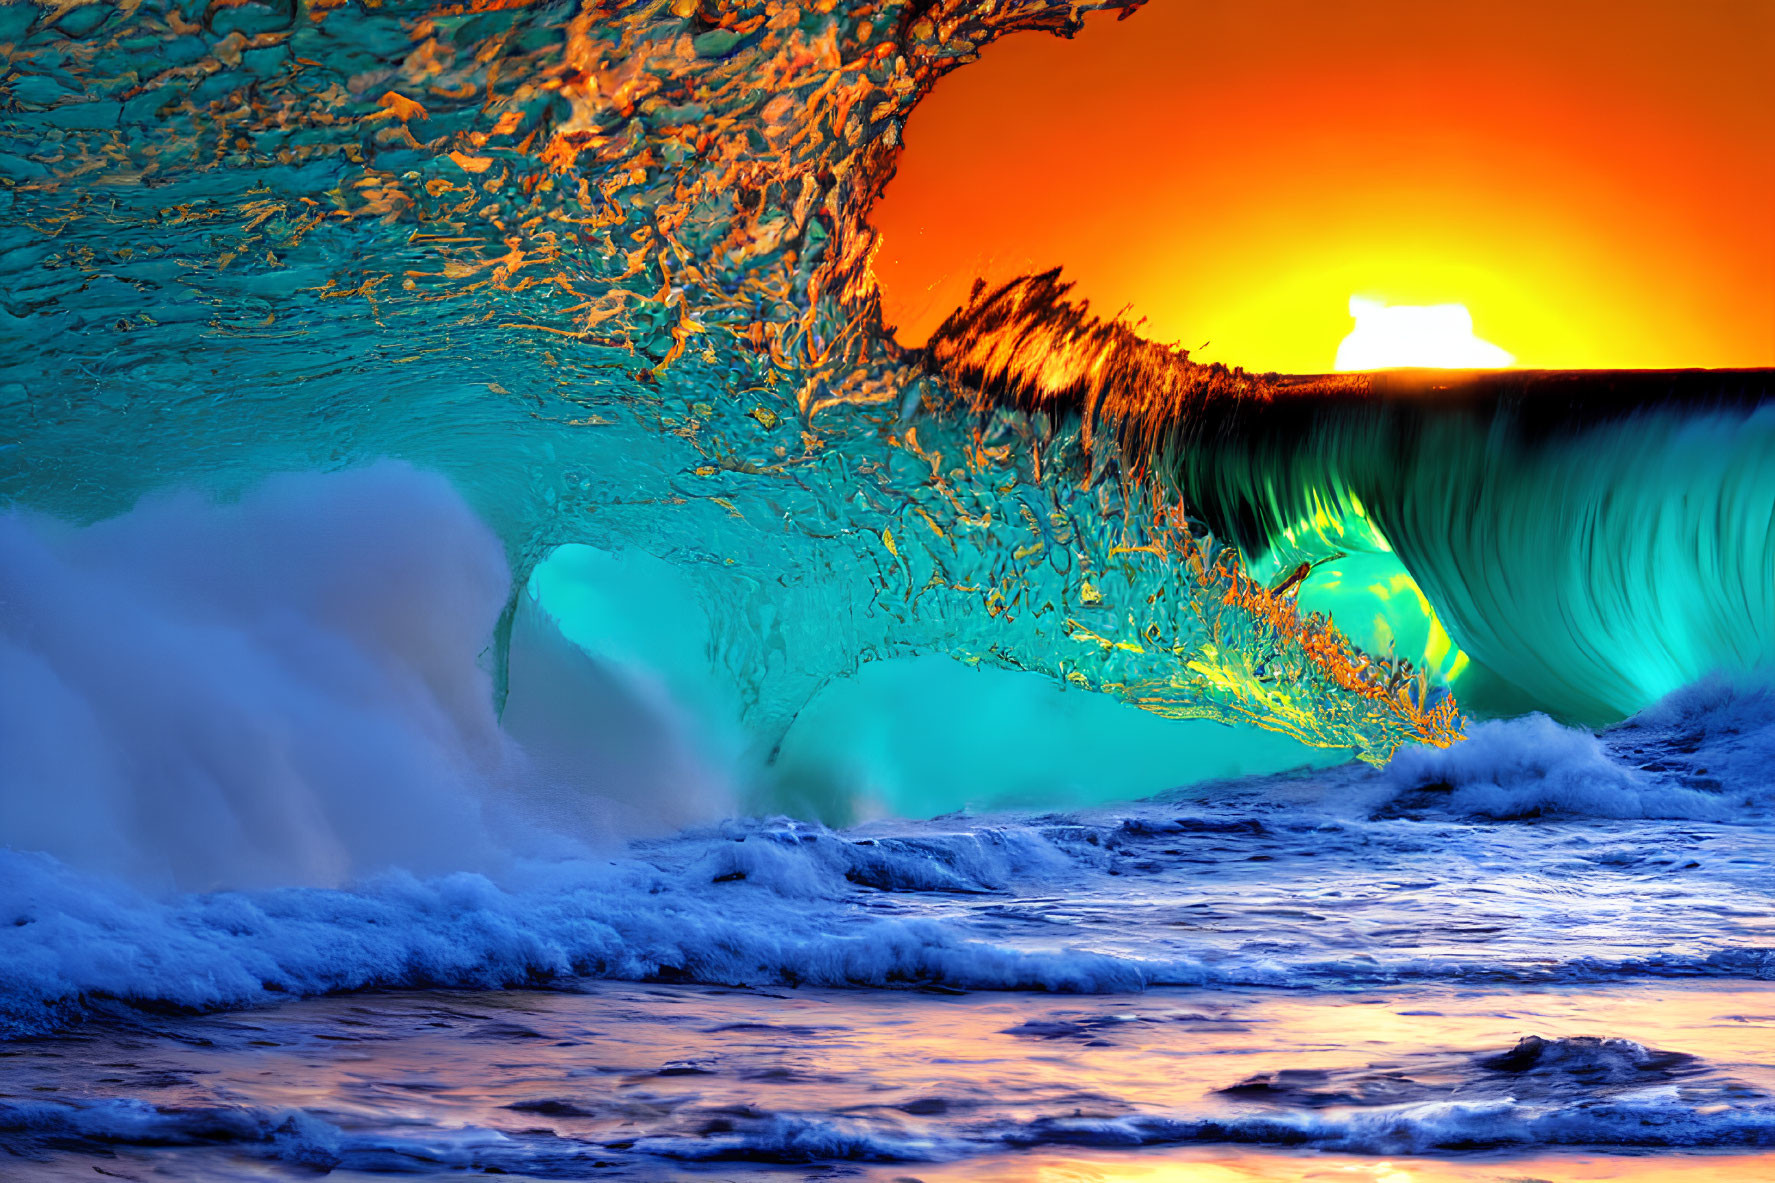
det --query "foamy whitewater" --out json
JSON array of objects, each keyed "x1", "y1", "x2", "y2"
[{"x1": 3, "y1": 468, "x2": 1775, "y2": 1180}]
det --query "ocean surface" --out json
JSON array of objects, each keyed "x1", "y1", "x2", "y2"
[
  {"x1": 4, "y1": 675, "x2": 1775, "y2": 1179},
  {"x1": 2, "y1": 0, "x2": 1772, "y2": 1178}
]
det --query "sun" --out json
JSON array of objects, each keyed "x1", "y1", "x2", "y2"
[{"x1": 1335, "y1": 296, "x2": 1515, "y2": 371}]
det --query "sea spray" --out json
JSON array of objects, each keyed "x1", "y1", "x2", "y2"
[{"x1": 0, "y1": 463, "x2": 728, "y2": 890}]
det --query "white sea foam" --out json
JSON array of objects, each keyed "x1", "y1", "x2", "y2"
[
  {"x1": 10, "y1": 819, "x2": 1775, "y2": 1040},
  {"x1": 0, "y1": 841, "x2": 1204, "y2": 1038},
  {"x1": 1383, "y1": 690, "x2": 1775, "y2": 819},
  {"x1": 0, "y1": 463, "x2": 726, "y2": 892}
]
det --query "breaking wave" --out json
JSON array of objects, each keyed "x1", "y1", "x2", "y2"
[
  {"x1": 9, "y1": 685, "x2": 1775, "y2": 1040},
  {"x1": 927, "y1": 273, "x2": 1775, "y2": 727},
  {"x1": 4, "y1": 465, "x2": 1775, "y2": 1048},
  {"x1": 1179, "y1": 400, "x2": 1775, "y2": 727},
  {"x1": 0, "y1": 462, "x2": 728, "y2": 893}
]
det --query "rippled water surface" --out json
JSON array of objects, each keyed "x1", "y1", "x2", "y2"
[
  {"x1": 6, "y1": 691, "x2": 1775, "y2": 1179},
  {"x1": 4, "y1": 979, "x2": 1775, "y2": 1179}
]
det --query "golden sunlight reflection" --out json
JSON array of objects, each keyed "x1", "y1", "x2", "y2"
[
  {"x1": 1334, "y1": 296, "x2": 1515, "y2": 371},
  {"x1": 16, "y1": 979, "x2": 1775, "y2": 1182}
]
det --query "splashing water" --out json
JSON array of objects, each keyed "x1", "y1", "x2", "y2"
[
  {"x1": 1, "y1": 0, "x2": 1773, "y2": 1178},
  {"x1": 0, "y1": 0, "x2": 1470, "y2": 768}
]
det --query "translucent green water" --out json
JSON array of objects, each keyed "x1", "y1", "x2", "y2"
[
  {"x1": 1181, "y1": 402, "x2": 1775, "y2": 725},
  {"x1": 3, "y1": 0, "x2": 1768, "y2": 809}
]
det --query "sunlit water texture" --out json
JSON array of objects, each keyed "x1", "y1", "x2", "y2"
[{"x1": 0, "y1": 0, "x2": 1772, "y2": 1179}]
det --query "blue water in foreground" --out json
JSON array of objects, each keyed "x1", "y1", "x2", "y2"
[{"x1": 4, "y1": 465, "x2": 1775, "y2": 1180}]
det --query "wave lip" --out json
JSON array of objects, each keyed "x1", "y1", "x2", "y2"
[{"x1": 926, "y1": 270, "x2": 1775, "y2": 728}]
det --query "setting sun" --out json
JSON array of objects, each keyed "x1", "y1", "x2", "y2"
[
  {"x1": 871, "y1": 0, "x2": 1773, "y2": 373},
  {"x1": 1335, "y1": 297, "x2": 1514, "y2": 371}
]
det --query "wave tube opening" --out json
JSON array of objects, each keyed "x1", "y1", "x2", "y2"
[{"x1": 524, "y1": 543, "x2": 1345, "y2": 824}]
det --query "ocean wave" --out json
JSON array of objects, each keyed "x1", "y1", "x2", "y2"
[
  {"x1": 1384, "y1": 712, "x2": 1733, "y2": 820},
  {"x1": 0, "y1": 843, "x2": 1183, "y2": 1040},
  {"x1": 7, "y1": 832, "x2": 1775, "y2": 1041},
  {"x1": 0, "y1": 1095, "x2": 600, "y2": 1174},
  {"x1": 684, "y1": 821, "x2": 1077, "y2": 896},
  {"x1": 992, "y1": 1096, "x2": 1775, "y2": 1156},
  {"x1": 3, "y1": 463, "x2": 1773, "y2": 1040},
  {"x1": 10, "y1": 1046, "x2": 1772, "y2": 1174},
  {"x1": 659, "y1": 1034, "x2": 1775, "y2": 1159},
  {"x1": 1380, "y1": 676, "x2": 1775, "y2": 821}
]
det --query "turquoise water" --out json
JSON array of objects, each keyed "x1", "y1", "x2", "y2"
[
  {"x1": 3, "y1": 2, "x2": 1775, "y2": 1178},
  {"x1": 1177, "y1": 392, "x2": 1775, "y2": 724},
  {"x1": 0, "y1": 0, "x2": 1474, "y2": 770}
]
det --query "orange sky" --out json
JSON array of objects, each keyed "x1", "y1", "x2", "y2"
[{"x1": 871, "y1": 0, "x2": 1774, "y2": 373}]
